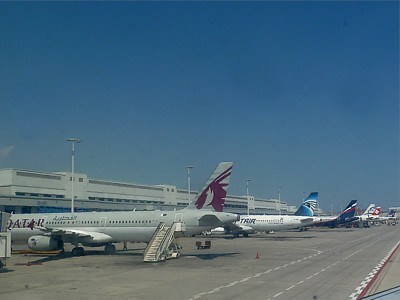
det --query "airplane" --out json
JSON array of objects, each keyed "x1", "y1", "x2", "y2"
[
  {"x1": 346, "y1": 203, "x2": 376, "y2": 228},
  {"x1": 7, "y1": 162, "x2": 239, "y2": 256},
  {"x1": 381, "y1": 209, "x2": 398, "y2": 225},
  {"x1": 370, "y1": 208, "x2": 397, "y2": 224},
  {"x1": 383, "y1": 209, "x2": 397, "y2": 220},
  {"x1": 312, "y1": 200, "x2": 358, "y2": 228},
  {"x1": 226, "y1": 192, "x2": 319, "y2": 237}
]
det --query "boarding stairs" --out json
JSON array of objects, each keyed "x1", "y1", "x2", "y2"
[{"x1": 143, "y1": 222, "x2": 185, "y2": 262}]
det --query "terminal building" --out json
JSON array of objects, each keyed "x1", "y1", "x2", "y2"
[{"x1": 0, "y1": 168, "x2": 291, "y2": 215}]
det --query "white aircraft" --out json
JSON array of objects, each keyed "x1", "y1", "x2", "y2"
[
  {"x1": 369, "y1": 207, "x2": 397, "y2": 224},
  {"x1": 345, "y1": 203, "x2": 376, "y2": 227},
  {"x1": 7, "y1": 162, "x2": 239, "y2": 256},
  {"x1": 229, "y1": 192, "x2": 319, "y2": 237},
  {"x1": 380, "y1": 209, "x2": 397, "y2": 225}
]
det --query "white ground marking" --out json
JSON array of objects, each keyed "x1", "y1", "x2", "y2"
[
  {"x1": 349, "y1": 241, "x2": 400, "y2": 300},
  {"x1": 188, "y1": 231, "x2": 394, "y2": 300}
]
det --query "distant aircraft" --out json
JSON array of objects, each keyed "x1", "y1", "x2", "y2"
[
  {"x1": 384, "y1": 209, "x2": 397, "y2": 220},
  {"x1": 313, "y1": 200, "x2": 358, "y2": 228},
  {"x1": 345, "y1": 203, "x2": 379, "y2": 227},
  {"x1": 226, "y1": 192, "x2": 319, "y2": 237},
  {"x1": 8, "y1": 162, "x2": 239, "y2": 256},
  {"x1": 371, "y1": 208, "x2": 397, "y2": 224}
]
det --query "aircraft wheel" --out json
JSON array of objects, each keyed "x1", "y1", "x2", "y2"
[
  {"x1": 78, "y1": 247, "x2": 85, "y2": 256},
  {"x1": 72, "y1": 247, "x2": 79, "y2": 256},
  {"x1": 105, "y1": 244, "x2": 116, "y2": 255},
  {"x1": 72, "y1": 247, "x2": 85, "y2": 256}
]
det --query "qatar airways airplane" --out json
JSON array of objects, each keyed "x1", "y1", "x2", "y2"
[{"x1": 7, "y1": 162, "x2": 238, "y2": 256}]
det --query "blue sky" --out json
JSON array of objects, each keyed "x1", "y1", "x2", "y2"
[{"x1": 0, "y1": 2, "x2": 398, "y2": 212}]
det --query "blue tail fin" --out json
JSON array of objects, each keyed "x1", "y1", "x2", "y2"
[
  {"x1": 294, "y1": 192, "x2": 318, "y2": 216},
  {"x1": 337, "y1": 200, "x2": 357, "y2": 224}
]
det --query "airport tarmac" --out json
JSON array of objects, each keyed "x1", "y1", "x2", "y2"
[{"x1": 1, "y1": 225, "x2": 399, "y2": 300}]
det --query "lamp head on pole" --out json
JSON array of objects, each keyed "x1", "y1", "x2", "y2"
[
  {"x1": 67, "y1": 138, "x2": 81, "y2": 143},
  {"x1": 186, "y1": 165, "x2": 194, "y2": 174}
]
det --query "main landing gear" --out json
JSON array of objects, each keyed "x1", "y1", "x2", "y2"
[
  {"x1": 104, "y1": 244, "x2": 116, "y2": 255},
  {"x1": 71, "y1": 246, "x2": 85, "y2": 256}
]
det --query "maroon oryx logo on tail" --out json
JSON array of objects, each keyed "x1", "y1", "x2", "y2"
[{"x1": 195, "y1": 166, "x2": 232, "y2": 212}]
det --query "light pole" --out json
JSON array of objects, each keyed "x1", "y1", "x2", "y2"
[
  {"x1": 67, "y1": 138, "x2": 81, "y2": 213},
  {"x1": 186, "y1": 165, "x2": 194, "y2": 206},
  {"x1": 246, "y1": 179, "x2": 251, "y2": 216},
  {"x1": 278, "y1": 186, "x2": 282, "y2": 215}
]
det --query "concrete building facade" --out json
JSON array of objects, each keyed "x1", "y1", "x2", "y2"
[{"x1": 0, "y1": 168, "x2": 289, "y2": 215}]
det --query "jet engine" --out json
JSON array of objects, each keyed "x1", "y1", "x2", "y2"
[{"x1": 27, "y1": 236, "x2": 63, "y2": 251}]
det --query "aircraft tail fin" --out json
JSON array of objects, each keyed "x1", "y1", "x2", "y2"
[
  {"x1": 372, "y1": 207, "x2": 381, "y2": 217},
  {"x1": 337, "y1": 200, "x2": 357, "y2": 222},
  {"x1": 294, "y1": 192, "x2": 318, "y2": 216},
  {"x1": 387, "y1": 209, "x2": 396, "y2": 218},
  {"x1": 363, "y1": 204, "x2": 376, "y2": 216},
  {"x1": 185, "y1": 162, "x2": 233, "y2": 212}
]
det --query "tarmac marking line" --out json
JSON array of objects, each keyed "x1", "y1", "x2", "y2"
[{"x1": 349, "y1": 240, "x2": 400, "y2": 300}]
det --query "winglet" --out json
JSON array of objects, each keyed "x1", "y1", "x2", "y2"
[{"x1": 186, "y1": 162, "x2": 233, "y2": 212}]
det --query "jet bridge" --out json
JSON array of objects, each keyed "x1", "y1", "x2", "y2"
[{"x1": 143, "y1": 222, "x2": 185, "y2": 262}]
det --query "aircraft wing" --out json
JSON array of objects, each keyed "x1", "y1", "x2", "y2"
[
  {"x1": 35, "y1": 226, "x2": 113, "y2": 243},
  {"x1": 300, "y1": 218, "x2": 314, "y2": 224},
  {"x1": 237, "y1": 224, "x2": 255, "y2": 232}
]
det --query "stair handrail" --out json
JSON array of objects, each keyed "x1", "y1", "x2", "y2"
[
  {"x1": 143, "y1": 222, "x2": 165, "y2": 259},
  {"x1": 153, "y1": 222, "x2": 177, "y2": 261}
]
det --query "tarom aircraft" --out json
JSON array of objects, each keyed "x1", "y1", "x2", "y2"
[
  {"x1": 346, "y1": 203, "x2": 376, "y2": 227},
  {"x1": 312, "y1": 200, "x2": 358, "y2": 228},
  {"x1": 7, "y1": 162, "x2": 239, "y2": 256},
  {"x1": 227, "y1": 192, "x2": 319, "y2": 237}
]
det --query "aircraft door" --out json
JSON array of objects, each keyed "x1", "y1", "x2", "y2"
[
  {"x1": 174, "y1": 213, "x2": 184, "y2": 223},
  {"x1": 99, "y1": 217, "x2": 107, "y2": 231},
  {"x1": 174, "y1": 212, "x2": 185, "y2": 233}
]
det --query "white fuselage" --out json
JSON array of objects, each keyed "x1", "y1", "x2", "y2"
[
  {"x1": 8, "y1": 209, "x2": 238, "y2": 245},
  {"x1": 312, "y1": 215, "x2": 337, "y2": 225},
  {"x1": 237, "y1": 215, "x2": 314, "y2": 232}
]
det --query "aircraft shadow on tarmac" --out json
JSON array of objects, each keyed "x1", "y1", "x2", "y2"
[
  {"x1": 0, "y1": 267, "x2": 15, "y2": 273},
  {"x1": 184, "y1": 252, "x2": 239, "y2": 260},
  {"x1": 261, "y1": 235, "x2": 317, "y2": 241},
  {"x1": 16, "y1": 248, "x2": 146, "y2": 265},
  {"x1": 217, "y1": 234, "x2": 318, "y2": 241}
]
